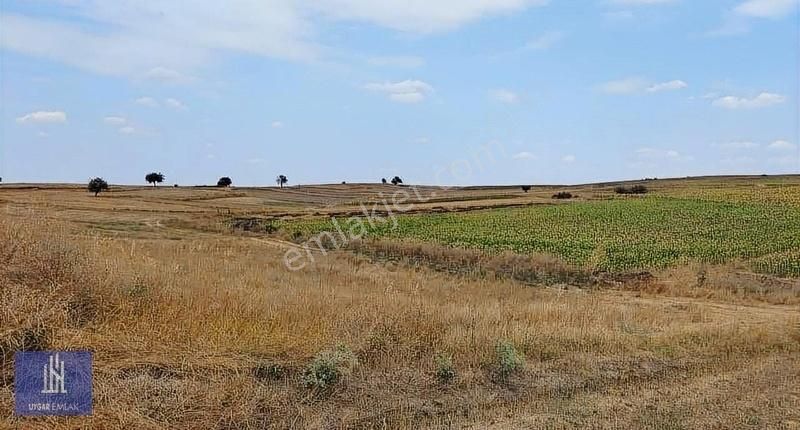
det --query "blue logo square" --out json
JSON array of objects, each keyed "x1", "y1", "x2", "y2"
[{"x1": 14, "y1": 351, "x2": 93, "y2": 416}]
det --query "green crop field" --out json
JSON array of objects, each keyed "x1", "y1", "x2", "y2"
[{"x1": 284, "y1": 195, "x2": 800, "y2": 276}]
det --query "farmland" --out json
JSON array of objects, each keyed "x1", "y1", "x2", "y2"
[
  {"x1": 1, "y1": 176, "x2": 799, "y2": 429},
  {"x1": 282, "y1": 196, "x2": 800, "y2": 276}
]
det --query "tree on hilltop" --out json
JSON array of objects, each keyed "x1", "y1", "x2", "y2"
[
  {"x1": 88, "y1": 177, "x2": 109, "y2": 196},
  {"x1": 146, "y1": 172, "x2": 165, "y2": 187},
  {"x1": 276, "y1": 175, "x2": 288, "y2": 188}
]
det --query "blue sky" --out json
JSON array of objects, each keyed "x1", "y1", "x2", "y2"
[{"x1": 1, "y1": 0, "x2": 798, "y2": 186}]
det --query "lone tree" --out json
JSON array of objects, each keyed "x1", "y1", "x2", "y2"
[
  {"x1": 391, "y1": 176, "x2": 403, "y2": 186},
  {"x1": 381, "y1": 178, "x2": 387, "y2": 184},
  {"x1": 217, "y1": 177, "x2": 233, "y2": 187},
  {"x1": 276, "y1": 175, "x2": 288, "y2": 188},
  {"x1": 145, "y1": 172, "x2": 165, "y2": 187},
  {"x1": 521, "y1": 185, "x2": 531, "y2": 193},
  {"x1": 87, "y1": 177, "x2": 109, "y2": 196}
]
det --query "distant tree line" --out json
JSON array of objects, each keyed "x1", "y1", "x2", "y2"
[{"x1": 87, "y1": 172, "x2": 417, "y2": 196}]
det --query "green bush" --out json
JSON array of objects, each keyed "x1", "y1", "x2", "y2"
[
  {"x1": 494, "y1": 340, "x2": 524, "y2": 378},
  {"x1": 303, "y1": 344, "x2": 357, "y2": 390},
  {"x1": 435, "y1": 353, "x2": 456, "y2": 384}
]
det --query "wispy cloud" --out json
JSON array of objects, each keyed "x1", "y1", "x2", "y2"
[
  {"x1": 488, "y1": 89, "x2": 520, "y2": 104},
  {"x1": 767, "y1": 140, "x2": 797, "y2": 151},
  {"x1": 144, "y1": 67, "x2": 198, "y2": 84},
  {"x1": 165, "y1": 98, "x2": 187, "y2": 110},
  {"x1": 364, "y1": 80, "x2": 434, "y2": 103},
  {"x1": 610, "y1": 0, "x2": 679, "y2": 4},
  {"x1": 103, "y1": 116, "x2": 127, "y2": 126},
  {"x1": 525, "y1": 31, "x2": 565, "y2": 50},
  {"x1": 0, "y1": 0, "x2": 550, "y2": 80},
  {"x1": 708, "y1": 0, "x2": 797, "y2": 36},
  {"x1": 16, "y1": 110, "x2": 67, "y2": 124},
  {"x1": 135, "y1": 97, "x2": 159, "y2": 108},
  {"x1": 735, "y1": 0, "x2": 798, "y2": 18},
  {"x1": 711, "y1": 92, "x2": 786, "y2": 109},
  {"x1": 512, "y1": 151, "x2": 537, "y2": 160},
  {"x1": 598, "y1": 77, "x2": 687, "y2": 95},
  {"x1": 646, "y1": 80, "x2": 688, "y2": 93}
]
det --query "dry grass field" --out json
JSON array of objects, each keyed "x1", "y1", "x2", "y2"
[{"x1": 1, "y1": 176, "x2": 799, "y2": 429}]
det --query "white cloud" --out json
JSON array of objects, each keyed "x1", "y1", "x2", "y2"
[
  {"x1": 646, "y1": 80, "x2": 688, "y2": 93},
  {"x1": 165, "y1": 98, "x2": 187, "y2": 110},
  {"x1": 512, "y1": 151, "x2": 536, "y2": 160},
  {"x1": 0, "y1": 1, "x2": 550, "y2": 79},
  {"x1": 271, "y1": 121, "x2": 284, "y2": 128},
  {"x1": 364, "y1": 79, "x2": 434, "y2": 103},
  {"x1": 309, "y1": 0, "x2": 550, "y2": 33},
  {"x1": 246, "y1": 158, "x2": 265, "y2": 164},
  {"x1": 598, "y1": 77, "x2": 649, "y2": 94},
  {"x1": 410, "y1": 137, "x2": 431, "y2": 144},
  {"x1": 604, "y1": 10, "x2": 635, "y2": 20},
  {"x1": 561, "y1": 155, "x2": 576, "y2": 163},
  {"x1": 144, "y1": 67, "x2": 197, "y2": 84},
  {"x1": 610, "y1": 0, "x2": 678, "y2": 4},
  {"x1": 712, "y1": 92, "x2": 786, "y2": 109},
  {"x1": 16, "y1": 110, "x2": 67, "y2": 124},
  {"x1": 600, "y1": 77, "x2": 687, "y2": 95},
  {"x1": 119, "y1": 126, "x2": 136, "y2": 134},
  {"x1": 488, "y1": 89, "x2": 520, "y2": 103},
  {"x1": 735, "y1": 0, "x2": 798, "y2": 18},
  {"x1": 525, "y1": 31, "x2": 564, "y2": 50},
  {"x1": 135, "y1": 97, "x2": 159, "y2": 108},
  {"x1": 768, "y1": 140, "x2": 797, "y2": 151},
  {"x1": 103, "y1": 116, "x2": 127, "y2": 126},
  {"x1": 37, "y1": 131, "x2": 49, "y2": 138},
  {"x1": 367, "y1": 56, "x2": 425, "y2": 68}
]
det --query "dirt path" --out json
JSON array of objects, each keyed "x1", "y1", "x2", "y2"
[{"x1": 602, "y1": 290, "x2": 800, "y2": 325}]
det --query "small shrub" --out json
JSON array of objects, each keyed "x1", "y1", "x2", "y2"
[
  {"x1": 434, "y1": 353, "x2": 456, "y2": 384},
  {"x1": 521, "y1": 185, "x2": 532, "y2": 193},
  {"x1": 303, "y1": 345, "x2": 357, "y2": 390},
  {"x1": 614, "y1": 185, "x2": 648, "y2": 195},
  {"x1": 552, "y1": 191, "x2": 573, "y2": 199},
  {"x1": 494, "y1": 340, "x2": 524, "y2": 379}
]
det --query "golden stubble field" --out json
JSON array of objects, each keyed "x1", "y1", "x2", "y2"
[{"x1": 1, "y1": 177, "x2": 799, "y2": 429}]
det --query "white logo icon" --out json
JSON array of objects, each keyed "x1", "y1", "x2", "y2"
[{"x1": 41, "y1": 353, "x2": 67, "y2": 394}]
